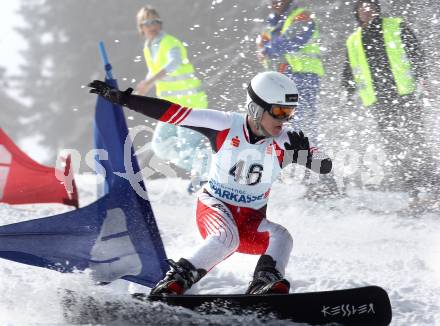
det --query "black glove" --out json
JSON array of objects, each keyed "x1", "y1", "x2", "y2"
[
  {"x1": 88, "y1": 80, "x2": 133, "y2": 106},
  {"x1": 284, "y1": 131, "x2": 311, "y2": 163}
]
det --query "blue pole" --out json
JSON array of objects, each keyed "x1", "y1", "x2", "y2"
[
  {"x1": 98, "y1": 41, "x2": 114, "y2": 80},
  {"x1": 96, "y1": 41, "x2": 115, "y2": 196}
]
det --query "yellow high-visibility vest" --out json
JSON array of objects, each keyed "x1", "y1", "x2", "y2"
[
  {"x1": 144, "y1": 34, "x2": 208, "y2": 108},
  {"x1": 346, "y1": 17, "x2": 416, "y2": 107},
  {"x1": 265, "y1": 7, "x2": 325, "y2": 76}
]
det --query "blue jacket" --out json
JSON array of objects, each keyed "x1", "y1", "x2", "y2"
[{"x1": 263, "y1": 5, "x2": 315, "y2": 58}]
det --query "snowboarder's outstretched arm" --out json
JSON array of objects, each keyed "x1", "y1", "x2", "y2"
[
  {"x1": 88, "y1": 80, "x2": 231, "y2": 129},
  {"x1": 87, "y1": 80, "x2": 332, "y2": 172},
  {"x1": 88, "y1": 80, "x2": 232, "y2": 152},
  {"x1": 124, "y1": 93, "x2": 232, "y2": 130}
]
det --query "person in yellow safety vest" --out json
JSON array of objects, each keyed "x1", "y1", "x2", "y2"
[
  {"x1": 257, "y1": 0, "x2": 340, "y2": 200},
  {"x1": 135, "y1": 6, "x2": 210, "y2": 193},
  {"x1": 257, "y1": 0, "x2": 324, "y2": 144},
  {"x1": 342, "y1": 0, "x2": 439, "y2": 213}
]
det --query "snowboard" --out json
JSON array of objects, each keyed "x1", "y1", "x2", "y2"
[
  {"x1": 135, "y1": 285, "x2": 392, "y2": 325},
  {"x1": 61, "y1": 285, "x2": 392, "y2": 325}
]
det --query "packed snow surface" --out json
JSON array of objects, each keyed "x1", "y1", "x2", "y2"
[{"x1": 0, "y1": 174, "x2": 439, "y2": 325}]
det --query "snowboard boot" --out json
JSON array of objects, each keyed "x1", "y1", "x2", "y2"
[
  {"x1": 246, "y1": 255, "x2": 290, "y2": 295},
  {"x1": 150, "y1": 258, "x2": 206, "y2": 296}
]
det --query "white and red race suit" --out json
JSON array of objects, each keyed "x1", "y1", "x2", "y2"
[{"x1": 125, "y1": 95, "x2": 332, "y2": 274}]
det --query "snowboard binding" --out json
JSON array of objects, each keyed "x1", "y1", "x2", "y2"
[
  {"x1": 246, "y1": 255, "x2": 290, "y2": 295},
  {"x1": 150, "y1": 258, "x2": 206, "y2": 296}
]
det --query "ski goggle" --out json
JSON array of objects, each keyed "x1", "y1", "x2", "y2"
[{"x1": 268, "y1": 105, "x2": 296, "y2": 121}]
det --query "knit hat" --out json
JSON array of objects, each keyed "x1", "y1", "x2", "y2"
[{"x1": 354, "y1": 0, "x2": 382, "y2": 23}]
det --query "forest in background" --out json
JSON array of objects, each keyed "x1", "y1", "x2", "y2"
[{"x1": 1, "y1": 0, "x2": 439, "y2": 172}]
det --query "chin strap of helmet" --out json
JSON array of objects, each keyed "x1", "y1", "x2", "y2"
[{"x1": 247, "y1": 102, "x2": 272, "y2": 138}]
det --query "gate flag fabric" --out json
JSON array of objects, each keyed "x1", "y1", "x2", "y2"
[
  {"x1": 0, "y1": 43, "x2": 168, "y2": 287},
  {"x1": 0, "y1": 128, "x2": 78, "y2": 207}
]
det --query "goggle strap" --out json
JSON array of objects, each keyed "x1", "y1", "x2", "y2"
[{"x1": 247, "y1": 83, "x2": 272, "y2": 111}]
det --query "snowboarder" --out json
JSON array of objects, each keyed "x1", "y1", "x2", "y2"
[{"x1": 88, "y1": 71, "x2": 332, "y2": 295}]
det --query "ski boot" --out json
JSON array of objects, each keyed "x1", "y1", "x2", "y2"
[
  {"x1": 246, "y1": 255, "x2": 290, "y2": 295},
  {"x1": 150, "y1": 258, "x2": 206, "y2": 296}
]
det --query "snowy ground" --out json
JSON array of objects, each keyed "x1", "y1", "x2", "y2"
[{"x1": 0, "y1": 174, "x2": 439, "y2": 325}]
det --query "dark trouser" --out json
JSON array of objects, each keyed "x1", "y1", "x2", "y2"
[{"x1": 369, "y1": 94, "x2": 437, "y2": 195}]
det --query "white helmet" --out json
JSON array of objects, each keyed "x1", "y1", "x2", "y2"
[{"x1": 246, "y1": 71, "x2": 299, "y2": 137}]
